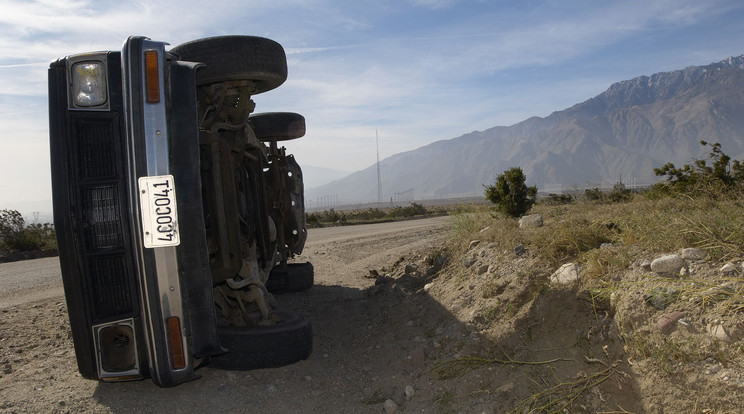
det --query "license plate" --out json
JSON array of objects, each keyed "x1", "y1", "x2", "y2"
[{"x1": 138, "y1": 175, "x2": 180, "y2": 248}]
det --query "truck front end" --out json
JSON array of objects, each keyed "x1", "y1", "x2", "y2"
[{"x1": 48, "y1": 36, "x2": 222, "y2": 387}]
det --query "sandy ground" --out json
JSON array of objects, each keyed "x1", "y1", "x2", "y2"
[{"x1": 1, "y1": 217, "x2": 459, "y2": 413}]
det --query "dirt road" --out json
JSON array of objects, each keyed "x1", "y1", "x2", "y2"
[{"x1": 1, "y1": 216, "x2": 463, "y2": 413}]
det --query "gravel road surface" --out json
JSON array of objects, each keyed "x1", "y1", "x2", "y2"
[{"x1": 1, "y1": 216, "x2": 460, "y2": 413}]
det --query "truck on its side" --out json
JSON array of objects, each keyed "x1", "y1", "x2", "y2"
[{"x1": 48, "y1": 35, "x2": 313, "y2": 387}]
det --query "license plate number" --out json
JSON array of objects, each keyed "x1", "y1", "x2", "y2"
[{"x1": 138, "y1": 175, "x2": 180, "y2": 248}]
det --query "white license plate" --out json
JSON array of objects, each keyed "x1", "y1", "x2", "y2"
[{"x1": 138, "y1": 175, "x2": 180, "y2": 248}]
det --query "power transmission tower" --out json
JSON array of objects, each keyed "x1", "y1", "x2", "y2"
[{"x1": 376, "y1": 130, "x2": 382, "y2": 206}]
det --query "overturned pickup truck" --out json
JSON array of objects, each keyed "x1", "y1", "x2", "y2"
[{"x1": 48, "y1": 35, "x2": 314, "y2": 387}]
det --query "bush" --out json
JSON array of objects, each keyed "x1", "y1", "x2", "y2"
[
  {"x1": 607, "y1": 182, "x2": 633, "y2": 203},
  {"x1": 0, "y1": 209, "x2": 56, "y2": 253},
  {"x1": 584, "y1": 182, "x2": 633, "y2": 204},
  {"x1": 542, "y1": 193, "x2": 574, "y2": 206},
  {"x1": 653, "y1": 141, "x2": 744, "y2": 195},
  {"x1": 584, "y1": 187, "x2": 604, "y2": 202},
  {"x1": 484, "y1": 167, "x2": 537, "y2": 217}
]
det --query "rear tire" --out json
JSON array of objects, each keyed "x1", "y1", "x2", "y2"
[
  {"x1": 266, "y1": 262, "x2": 314, "y2": 294},
  {"x1": 210, "y1": 310, "x2": 312, "y2": 370},
  {"x1": 249, "y1": 112, "x2": 306, "y2": 142},
  {"x1": 171, "y1": 35, "x2": 287, "y2": 93}
]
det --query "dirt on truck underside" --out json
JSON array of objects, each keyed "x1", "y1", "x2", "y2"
[{"x1": 1, "y1": 216, "x2": 742, "y2": 413}]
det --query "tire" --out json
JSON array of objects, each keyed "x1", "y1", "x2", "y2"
[
  {"x1": 210, "y1": 310, "x2": 312, "y2": 370},
  {"x1": 265, "y1": 262, "x2": 314, "y2": 294},
  {"x1": 249, "y1": 112, "x2": 306, "y2": 142},
  {"x1": 171, "y1": 35, "x2": 287, "y2": 93}
]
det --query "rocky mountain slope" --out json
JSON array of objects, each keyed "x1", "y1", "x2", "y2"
[{"x1": 307, "y1": 56, "x2": 744, "y2": 203}]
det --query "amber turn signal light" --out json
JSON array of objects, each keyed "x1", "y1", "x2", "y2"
[
  {"x1": 145, "y1": 50, "x2": 160, "y2": 103},
  {"x1": 166, "y1": 317, "x2": 186, "y2": 369}
]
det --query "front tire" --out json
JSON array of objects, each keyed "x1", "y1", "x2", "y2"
[{"x1": 210, "y1": 310, "x2": 312, "y2": 370}]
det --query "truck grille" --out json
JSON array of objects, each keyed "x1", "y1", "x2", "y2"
[
  {"x1": 81, "y1": 185, "x2": 124, "y2": 250},
  {"x1": 72, "y1": 116, "x2": 137, "y2": 322},
  {"x1": 76, "y1": 120, "x2": 118, "y2": 180},
  {"x1": 86, "y1": 254, "x2": 135, "y2": 319}
]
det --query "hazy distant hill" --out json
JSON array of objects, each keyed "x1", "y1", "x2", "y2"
[
  {"x1": 300, "y1": 165, "x2": 352, "y2": 189},
  {"x1": 306, "y1": 56, "x2": 744, "y2": 204}
]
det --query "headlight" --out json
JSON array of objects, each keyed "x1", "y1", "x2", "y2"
[{"x1": 72, "y1": 61, "x2": 107, "y2": 107}]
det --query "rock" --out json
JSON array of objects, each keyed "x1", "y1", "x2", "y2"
[
  {"x1": 383, "y1": 399, "x2": 398, "y2": 414},
  {"x1": 497, "y1": 381, "x2": 514, "y2": 393},
  {"x1": 600, "y1": 243, "x2": 613, "y2": 249},
  {"x1": 550, "y1": 263, "x2": 580, "y2": 286},
  {"x1": 707, "y1": 323, "x2": 740, "y2": 342},
  {"x1": 681, "y1": 248, "x2": 706, "y2": 261},
  {"x1": 657, "y1": 311, "x2": 685, "y2": 335},
  {"x1": 513, "y1": 244, "x2": 525, "y2": 255},
  {"x1": 409, "y1": 347, "x2": 426, "y2": 371},
  {"x1": 487, "y1": 264, "x2": 497, "y2": 274},
  {"x1": 519, "y1": 214, "x2": 543, "y2": 228},
  {"x1": 423, "y1": 282, "x2": 434, "y2": 292},
  {"x1": 367, "y1": 269, "x2": 380, "y2": 278},
  {"x1": 706, "y1": 364, "x2": 722, "y2": 375},
  {"x1": 640, "y1": 260, "x2": 652, "y2": 271},
  {"x1": 650, "y1": 254, "x2": 687, "y2": 276},
  {"x1": 720, "y1": 262, "x2": 739, "y2": 275},
  {"x1": 464, "y1": 257, "x2": 477, "y2": 268},
  {"x1": 475, "y1": 264, "x2": 489, "y2": 275},
  {"x1": 609, "y1": 292, "x2": 619, "y2": 310},
  {"x1": 404, "y1": 385, "x2": 415, "y2": 400},
  {"x1": 468, "y1": 240, "x2": 481, "y2": 250}
]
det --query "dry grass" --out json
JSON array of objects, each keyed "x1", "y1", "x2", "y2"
[
  {"x1": 449, "y1": 194, "x2": 744, "y2": 273},
  {"x1": 439, "y1": 192, "x2": 744, "y2": 410}
]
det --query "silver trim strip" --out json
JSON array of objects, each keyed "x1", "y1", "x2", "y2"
[
  {"x1": 139, "y1": 40, "x2": 189, "y2": 374},
  {"x1": 122, "y1": 37, "x2": 192, "y2": 385}
]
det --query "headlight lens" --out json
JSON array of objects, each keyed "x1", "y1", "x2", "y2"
[{"x1": 72, "y1": 61, "x2": 107, "y2": 107}]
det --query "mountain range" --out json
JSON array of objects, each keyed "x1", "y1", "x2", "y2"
[{"x1": 306, "y1": 55, "x2": 744, "y2": 204}]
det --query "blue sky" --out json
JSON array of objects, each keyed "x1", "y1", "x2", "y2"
[{"x1": 2, "y1": 0, "x2": 744, "y2": 214}]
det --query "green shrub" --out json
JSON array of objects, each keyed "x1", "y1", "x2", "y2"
[
  {"x1": 584, "y1": 187, "x2": 604, "y2": 202},
  {"x1": 542, "y1": 193, "x2": 574, "y2": 206},
  {"x1": 484, "y1": 167, "x2": 537, "y2": 217},
  {"x1": 607, "y1": 181, "x2": 633, "y2": 203},
  {"x1": 583, "y1": 182, "x2": 633, "y2": 204},
  {"x1": 0, "y1": 209, "x2": 56, "y2": 253},
  {"x1": 653, "y1": 141, "x2": 744, "y2": 195}
]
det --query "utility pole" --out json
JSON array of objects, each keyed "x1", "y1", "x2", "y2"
[{"x1": 376, "y1": 130, "x2": 382, "y2": 206}]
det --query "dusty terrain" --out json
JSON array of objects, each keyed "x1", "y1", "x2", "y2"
[
  {"x1": 1, "y1": 215, "x2": 743, "y2": 413},
  {"x1": 0, "y1": 217, "x2": 458, "y2": 413}
]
